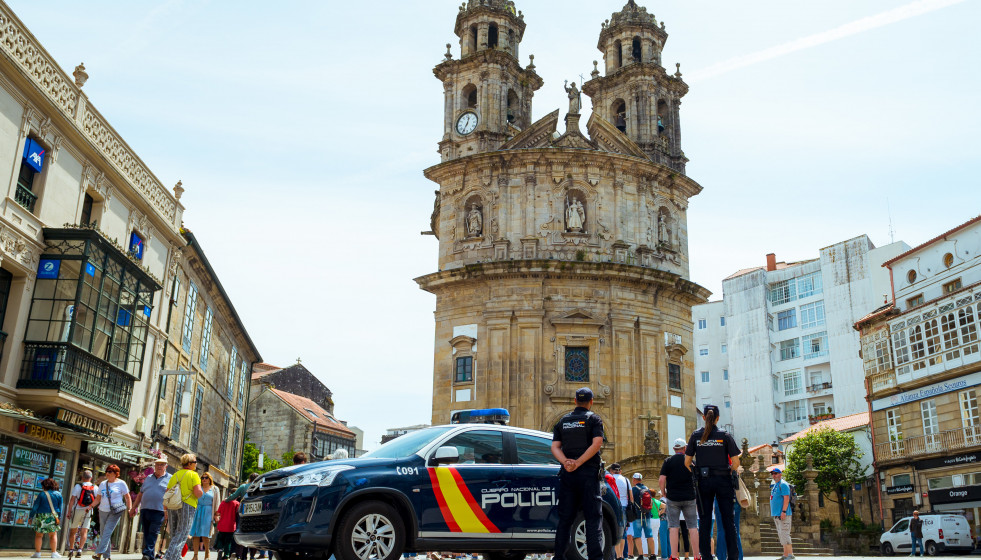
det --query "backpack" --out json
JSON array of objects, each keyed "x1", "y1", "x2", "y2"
[
  {"x1": 77, "y1": 483, "x2": 96, "y2": 508},
  {"x1": 787, "y1": 483, "x2": 798, "y2": 512},
  {"x1": 639, "y1": 485, "x2": 653, "y2": 513}
]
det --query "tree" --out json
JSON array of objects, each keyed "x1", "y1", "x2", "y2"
[
  {"x1": 785, "y1": 427, "x2": 867, "y2": 525},
  {"x1": 241, "y1": 442, "x2": 282, "y2": 478}
]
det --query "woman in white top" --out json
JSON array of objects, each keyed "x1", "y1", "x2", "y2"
[{"x1": 91, "y1": 465, "x2": 132, "y2": 560}]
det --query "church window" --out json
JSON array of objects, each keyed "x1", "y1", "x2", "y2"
[
  {"x1": 488, "y1": 23, "x2": 499, "y2": 49},
  {"x1": 613, "y1": 40, "x2": 622, "y2": 68},
  {"x1": 455, "y1": 356, "x2": 473, "y2": 382},
  {"x1": 612, "y1": 99, "x2": 626, "y2": 132},
  {"x1": 565, "y1": 347, "x2": 589, "y2": 382},
  {"x1": 508, "y1": 29, "x2": 516, "y2": 55},
  {"x1": 668, "y1": 363, "x2": 682, "y2": 390},
  {"x1": 944, "y1": 253, "x2": 954, "y2": 268},
  {"x1": 632, "y1": 36, "x2": 642, "y2": 62},
  {"x1": 507, "y1": 89, "x2": 518, "y2": 124},
  {"x1": 468, "y1": 25, "x2": 478, "y2": 55},
  {"x1": 657, "y1": 100, "x2": 669, "y2": 134},
  {"x1": 462, "y1": 84, "x2": 477, "y2": 110}
]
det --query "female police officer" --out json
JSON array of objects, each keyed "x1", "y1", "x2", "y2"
[{"x1": 683, "y1": 405, "x2": 739, "y2": 560}]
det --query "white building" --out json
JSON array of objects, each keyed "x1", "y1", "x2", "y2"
[{"x1": 694, "y1": 235, "x2": 909, "y2": 444}]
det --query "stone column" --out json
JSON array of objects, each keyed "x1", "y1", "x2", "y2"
[
  {"x1": 802, "y1": 453, "x2": 822, "y2": 543},
  {"x1": 739, "y1": 439, "x2": 762, "y2": 556}
]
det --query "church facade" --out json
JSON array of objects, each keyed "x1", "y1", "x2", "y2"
[{"x1": 416, "y1": 0, "x2": 709, "y2": 458}]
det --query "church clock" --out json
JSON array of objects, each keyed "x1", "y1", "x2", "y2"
[{"x1": 456, "y1": 112, "x2": 478, "y2": 135}]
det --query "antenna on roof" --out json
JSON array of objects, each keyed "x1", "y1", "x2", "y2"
[{"x1": 887, "y1": 197, "x2": 895, "y2": 244}]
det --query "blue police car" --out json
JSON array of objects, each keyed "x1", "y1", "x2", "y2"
[{"x1": 236, "y1": 414, "x2": 623, "y2": 560}]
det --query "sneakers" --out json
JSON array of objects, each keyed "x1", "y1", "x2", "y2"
[
  {"x1": 53, "y1": 553, "x2": 63, "y2": 558},
  {"x1": 31, "y1": 554, "x2": 42, "y2": 559}
]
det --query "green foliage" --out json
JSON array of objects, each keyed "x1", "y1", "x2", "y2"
[
  {"x1": 820, "y1": 518, "x2": 834, "y2": 530},
  {"x1": 281, "y1": 448, "x2": 298, "y2": 467},
  {"x1": 241, "y1": 442, "x2": 282, "y2": 478},
  {"x1": 785, "y1": 427, "x2": 867, "y2": 497},
  {"x1": 843, "y1": 514, "x2": 865, "y2": 533}
]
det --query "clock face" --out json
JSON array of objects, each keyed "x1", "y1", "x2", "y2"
[{"x1": 456, "y1": 112, "x2": 478, "y2": 135}]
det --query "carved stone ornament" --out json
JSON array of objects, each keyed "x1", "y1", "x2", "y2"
[
  {"x1": 73, "y1": 63, "x2": 89, "y2": 88},
  {"x1": 465, "y1": 203, "x2": 483, "y2": 237},
  {"x1": 643, "y1": 420, "x2": 661, "y2": 455}
]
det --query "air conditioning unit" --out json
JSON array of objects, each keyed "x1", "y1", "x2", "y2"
[{"x1": 135, "y1": 416, "x2": 147, "y2": 434}]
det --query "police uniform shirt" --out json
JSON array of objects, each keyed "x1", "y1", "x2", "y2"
[
  {"x1": 684, "y1": 426, "x2": 739, "y2": 468},
  {"x1": 553, "y1": 407, "x2": 605, "y2": 470}
]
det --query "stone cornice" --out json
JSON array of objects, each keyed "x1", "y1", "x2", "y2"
[
  {"x1": 434, "y1": 49, "x2": 543, "y2": 90},
  {"x1": 454, "y1": 1, "x2": 526, "y2": 39},
  {"x1": 0, "y1": 4, "x2": 181, "y2": 232},
  {"x1": 415, "y1": 260, "x2": 710, "y2": 305},
  {"x1": 582, "y1": 62, "x2": 688, "y2": 98}
]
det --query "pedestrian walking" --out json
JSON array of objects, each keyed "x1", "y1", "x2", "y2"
[
  {"x1": 630, "y1": 473, "x2": 658, "y2": 559},
  {"x1": 130, "y1": 458, "x2": 172, "y2": 560},
  {"x1": 163, "y1": 454, "x2": 204, "y2": 560},
  {"x1": 551, "y1": 387, "x2": 606, "y2": 560},
  {"x1": 29, "y1": 477, "x2": 63, "y2": 558},
  {"x1": 909, "y1": 510, "x2": 924, "y2": 556},
  {"x1": 769, "y1": 468, "x2": 794, "y2": 560},
  {"x1": 684, "y1": 405, "x2": 740, "y2": 560},
  {"x1": 67, "y1": 470, "x2": 98, "y2": 558},
  {"x1": 214, "y1": 496, "x2": 240, "y2": 560},
  {"x1": 608, "y1": 463, "x2": 633, "y2": 560},
  {"x1": 190, "y1": 472, "x2": 216, "y2": 560},
  {"x1": 659, "y1": 438, "x2": 699, "y2": 560},
  {"x1": 93, "y1": 465, "x2": 132, "y2": 560}
]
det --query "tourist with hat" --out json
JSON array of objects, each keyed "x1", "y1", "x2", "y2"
[
  {"x1": 131, "y1": 457, "x2": 172, "y2": 560},
  {"x1": 769, "y1": 468, "x2": 794, "y2": 560},
  {"x1": 659, "y1": 438, "x2": 699, "y2": 560}
]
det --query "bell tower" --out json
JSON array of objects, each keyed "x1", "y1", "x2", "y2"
[
  {"x1": 434, "y1": 0, "x2": 543, "y2": 162},
  {"x1": 581, "y1": 0, "x2": 688, "y2": 174}
]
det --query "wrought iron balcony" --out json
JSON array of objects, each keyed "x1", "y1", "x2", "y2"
[
  {"x1": 806, "y1": 381, "x2": 833, "y2": 393},
  {"x1": 16, "y1": 342, "x2": 133, "y2": 416},
  {"x1": 15, "y1": 183, "x2": 37, "y2": 213},
  {"x1": 875, "y1": 425, "x2": 981, "y2": 462}
]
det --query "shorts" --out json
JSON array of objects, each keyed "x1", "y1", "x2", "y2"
[
  {"x1": 632, "y1": 516, "x2": 653, "y2": 538},
  {"x1": 774, "y1": 515, "x2": 792, "y2": 545},
  {"x1": 664, "y1": 498, "x2": 698, "y2": 529},
  {"x1": 70, "y1": 508, "x2": 93, "y2": 530},
  {"x1": 32, "y1": 512, "x2": 61, "y2": 534}
]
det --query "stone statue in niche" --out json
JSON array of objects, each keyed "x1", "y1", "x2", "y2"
[
  {"x1": 657, "y1": 210, "x2": 672, "y2": 248},
  {"x1": 564, "y1": 80, "x2": 581, "y2": 115},
  {"x1": 466, "y1": 203, "x2": 483, "y2": 237},
  {"x1": 644, "y1": 420, "x2": 661, "y2": 455},
  {"x1": 565, "y1": 196, "x2": 585, "y2": 232}
]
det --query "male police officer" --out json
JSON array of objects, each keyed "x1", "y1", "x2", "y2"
[{"x1": 552, "y1": 387, "x2": 606, "y2": 560}]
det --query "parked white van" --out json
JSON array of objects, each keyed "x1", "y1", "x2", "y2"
[{"x1": 880, "y1": 514, "x2": 973, "y2": 555}]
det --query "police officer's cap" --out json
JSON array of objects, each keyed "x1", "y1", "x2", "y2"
[
  {"x1": 702, "y1": 404, "x2": 721, "y2": 417},
  {"x1": 575, "y1": 387, "x2": 593, "y2": 402}
]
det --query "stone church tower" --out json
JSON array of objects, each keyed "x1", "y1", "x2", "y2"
[{"x1": 417, "y1": 0, "x2": 710, "y2": 458}]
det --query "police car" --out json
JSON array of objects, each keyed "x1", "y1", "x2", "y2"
[{"x1": 236, "y1": 410, "x2": 623, "y2": 560}]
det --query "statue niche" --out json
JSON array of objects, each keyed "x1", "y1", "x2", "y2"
[
  {"x1": 656, "y1": 206, "x2": 674, "y2": 249},
  {"x1": 565, "y1": 192, "x2": 587, "y2": 233},
  {"x1": 464, "y1": 196, "x2": 483, "y2": 238}
]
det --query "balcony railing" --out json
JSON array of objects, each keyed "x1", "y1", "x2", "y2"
[
  {"x1": 14, "y1": 183, "x2": 37, "y2": 213},
  {"x1": 875, "y1": 425, "x2": 981, "y2": 461},
  {"x1": 809, "y1": 412, "x2": 835, "y2": 425},
  {"x1": 807, "y1": 381, "x2": 833, "y2": 393},
  {"x1": 16, "y1": 342, "x2": 133, "y2": 416}
]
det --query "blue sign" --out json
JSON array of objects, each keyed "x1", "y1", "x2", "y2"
[
  {"x1": 22, "y1": 138, "x2": 45, "y2": 173},
  {"x1": 129, "y1": 232, "x2": 144, "y2": 260},
  {"x1": 116, "y1": 309, "x2": 132, "y2": 327},
  {"x1": 85, "y1": 263, "x2": 96, "y2": 277},
  {"x1": 143, "y1": 305, "x2": 152, "y2": 318},
  {"x1": 37, "y1": 259, "x2": 60, "y2": 279}
]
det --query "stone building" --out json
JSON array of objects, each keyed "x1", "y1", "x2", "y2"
[
  {"x1": 250, "y1": 361, "x2": 333, "y2": 413},
  {"x1": 248, "y1": 386, "x2": 355, "y2": 461},
  {"x1": 416, "y1": 0, "x2": 709, "y2": 457},
  {"x1": 857, "y1": 215, "x2": 981, "y2": 529}
]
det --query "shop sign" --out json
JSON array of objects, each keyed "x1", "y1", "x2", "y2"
[
  {"x1": 85, "y1": 442, "x2": 127, "y2": 463},
  {"x1": 886, "y1": 484, "x2": 914, "y2": 495},
  {"x1": 928, "y1": 484, "x2": 981, "y2": 505},
  {"x1": 17, "y1": 422, "x2": 65, "y2": 447},
  {"x1": 56, "y1": 408, "x2": 113, "y2": 438},
  {"x1": 872, "y1": 371, "x2": 981, "y2": 411},
  {"x1": 914, "y1": 453, "x2": 979, "y2": 471},
  {"x1": 11, "y1": 444, "x2": 53, "y2": 473}
]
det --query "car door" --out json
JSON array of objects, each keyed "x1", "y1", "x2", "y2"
[
  {"x1": 506, "y1": 431, "x2": 561, "y2": 540},
  {"x1": 417, "y1": 428, "x2": 514, "y2": 539},
  {"x1": 891, "y1": 518, "x2": 912, "y2": 551}
]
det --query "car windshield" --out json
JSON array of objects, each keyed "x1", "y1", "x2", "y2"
[{"x1": 363, "y1": 427, "x2": 454, "y2": 459}]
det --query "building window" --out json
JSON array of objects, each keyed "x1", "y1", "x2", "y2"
[
  {"x1": 668, "y1": 363, "x2": 682, "y2": 391},
  {"x1": 232, "y1": 425, "x2": 241, "y2": 469},
  {"x1": 907, "y1": 294, "x2": 924, "y2": 309},
  {"x1": 960, "y1": 390, "x2": 980, "y2": 444},
  {"x1": 944, "y1": 253, "x2": 954, "y2": 268},
  {"x1": 797, "y1": 272, "x2": 823, "y2": 299},
  {"x1": 960, "y1": 306, "x2": 978, "y2": 345},
  {"x1": 783, "y1": 370, "x2": 803, "y2": 396},
  {"x1": 802, "y1": 331, "x2": 829, "y2": 360},
  {"x1": 784, "y1": 400, "x2": 806, "y2": 422},
  {"x1": 724, "y1": 399, "x2": 731, "y2": 408},
  {"x1": 697, "y1": 319, "x2": 707, "y2": 329},
  {"x1": 720, "y1": 317, "x2": 726, "y2": 327},
  {"x1": 863, "y1": 336, "x2": 893, "y2": 375},
  {"x1": 190, "y1": 385, "x2": 204, "y2": 449},
  {"x1": 777, "y1": 309, "x2": 797, "y2": 331},
  {"x1": 199, "y1": 307, "x2": 213, "y2": 371},
  {"x1": 699, "y1": 347, "x2": 709, "y2": 357},
  {"x1": 772, "y1": 375, "x2": 780, "y2": 393},
  {"x1": 171, "y1": 373, "x2": 188, "y2": 440},
  {"x1": 813, "y1": 402, "x2": 827, "y2": 416},
  {"x1": 237, "y1": 360, "x2": 248, "y2": 410},
  {"x1": 924, "y1": 319, "x2": 941, "y2": 357},
  {"x1": 907, "y1": 270, "x2": 917, "y2": 284},
  {"x1": 565, "y1": 347, "x2": 589, "y2": 382},
  {"x1": 944, "y1": 278, "x2": 963, "y2": 294},
  {"x1": 893, "y1": 329, "x2": 910, "y2": 365},
  {"x1": 15, "y1": 137, "x2": 45, "y2": 213},
  {"x1": 779, "y1": 339, "x2": 799, "y2": 361},
  {"x1": 886, "y1": 408, "x2": 902, "y2": 450},
  {"x1": 455, "y1": 356, "x2": 473, "y2": 382},
  {"x1": 721, "y1": 343, "x2": 727, "y2": 354},
  {"x1": 892, "y1": 473, "x2": 912, "y2": 487},
  {"x1": 799, "y1": 301, "x2": 825, "y2": 329},
  {"x1": 723, "y1": 369, "x2": 729, "y2": 381},
  {"x1": 226, "y1": 347, "x2": 238, "y2": 400},
  {"x1": 182, "y1": 282, "x2": 198, "y2": 352},
  {"x1": 909, "y1": 324, "x2": 925, "y2": 360},
  {"x1": 769, "y1": 280, "x2": 796, "y2": 305},
  {"x1": 219, "y1": 411, "x2": 230, "y2": 468},
  {"x1": 701, "y1": 371, "x2": 710, "y2": 383},
  {"x1": 922, "y1": 399, "x2": 940, "y2": 449},
  {"x1": 80, "y1": 194, "x2": 94, "y2": 226}
]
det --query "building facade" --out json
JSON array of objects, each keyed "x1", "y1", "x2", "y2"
[
  {"x1": 858, "y1": 216, "x2": 981, "y2": 528},
  {"x1": 695, "y1": 236, "x2": 908, "y2": 444},
  {"x1": 247, "y1": 387, "x2": 355, "y2": 462},
  {"x1": 691, "y1": 300, "x2": 731, "y2": 431},
  {"x1": 417, "y1": 0, "x2": 709, "y2": 458},
  {"x1": 250, "y1": 362, "x2": 334, "y2": 414}
]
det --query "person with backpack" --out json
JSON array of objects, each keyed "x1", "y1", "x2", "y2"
[
  {"x1": 130, "y1": 458, "x2": 172, "y2": 560},
  {"x1": 769, "y1": 468, "x2": 794, "y2": 560},
  {"x1": 630, "y1": 473, "x2": 658, "y2": 560},
  {"x1": 67, "y1": 470, "x2": 97, "y2": 558}
]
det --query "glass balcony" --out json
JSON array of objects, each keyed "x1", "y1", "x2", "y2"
[
  {"x1": 16, "y1": 342, "x2": 133, "y2": 416},
  {"x1": 875, "y1": 425, "x2": 981, "y2": 462}
]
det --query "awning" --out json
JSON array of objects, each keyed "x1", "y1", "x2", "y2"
[
  {"x1": 0, "y1": 406, "x2": 154, "y2": 463},
  {"x1": 84, "y1": 441, "x2": 157, "y2": 464}
]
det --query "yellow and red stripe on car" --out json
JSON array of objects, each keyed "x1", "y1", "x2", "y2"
[{"x1": 428, "y1": 466, "x2": 501, "y2": 533}]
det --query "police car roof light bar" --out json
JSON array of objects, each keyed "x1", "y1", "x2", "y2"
[{"x1": 450, "y1": 408, "x2": 510, "y2": 425}]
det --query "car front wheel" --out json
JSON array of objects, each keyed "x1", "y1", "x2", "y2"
[
  {"x1": 570, "y1": 513, "x2": 612, "y2": 560},
  {"x1": 880, "y1": 542, "x2": 894, "y2": 556},
  {"x1": 335, "y1": 501, "x2": 405, "y2": 560}
]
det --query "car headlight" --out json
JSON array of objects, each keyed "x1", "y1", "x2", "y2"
[{"x1": 286, "y1": 466, "x2": 354, "y2": 487}]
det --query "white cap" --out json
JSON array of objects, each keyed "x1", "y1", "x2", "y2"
[
  {"x1": 673, "y1": 438, "x2": 687, "y2": 449},
  {"x1": 632, "y1": 473, "x2": 643, "y2": 479}
]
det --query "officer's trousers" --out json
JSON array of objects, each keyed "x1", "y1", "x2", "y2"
[
  {"x1": 695, "y1": 475, "x2": 738, "y2": 560},
  {"x1": 554, "y1": 468, "x2": 603, "y2": 560}
]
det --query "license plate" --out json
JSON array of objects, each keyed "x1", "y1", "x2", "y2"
[
  {"x1": 242, "y1": 501, "x2": 263, "y2": 515},
  {"x1": 949, "y1": 539, "x2": 960, "y2": 544}
]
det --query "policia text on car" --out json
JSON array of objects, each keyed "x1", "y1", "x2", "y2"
[{"x1": 551, "y1": 387, "x2": 606, "y2": 560}]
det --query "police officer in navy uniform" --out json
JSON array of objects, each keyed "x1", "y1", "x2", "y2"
[
  {"x1": 552, "y1": 387, "x2": 606, "y2": 560},
  {"x1": 684, "y1": 405, "x2": 740, "y2": 560}
]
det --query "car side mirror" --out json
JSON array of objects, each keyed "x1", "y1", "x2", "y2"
[{"x1": 432, "y1": 446, "x2": 459, "y2": 465}]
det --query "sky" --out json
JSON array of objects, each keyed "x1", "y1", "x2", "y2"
[{"x1": 9, "y1": 0, "x2": 980, "y2": 450}]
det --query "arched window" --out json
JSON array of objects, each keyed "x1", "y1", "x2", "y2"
[
  {"x1": 506, "y1": 89, "x2": 518, "y2": 124},
  {"x1": 611, "y1": 99, "x2": 626, "y2": 132},
  {"x1": 632, "y1": 36, "x2": 642, "y2": 62},
  {"x1": 508, "y1": 29, "x2": 516, "y2": 55},
  {"x1": 469, "y1": 25, "x2": 478, "y2": 55},
  {"x1": 462, "y1": 84, "x2": 477, "y2": 110},
  {"x1": 488, "y1": 23, "x2": 499, "y2": 49},
  {"x1": 613, "y1": 40, "x2": 622, "y2": 68}
]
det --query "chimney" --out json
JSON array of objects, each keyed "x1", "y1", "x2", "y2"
[{"x1": 766, "y1": 253, "x2": 776, "y2": 272}]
